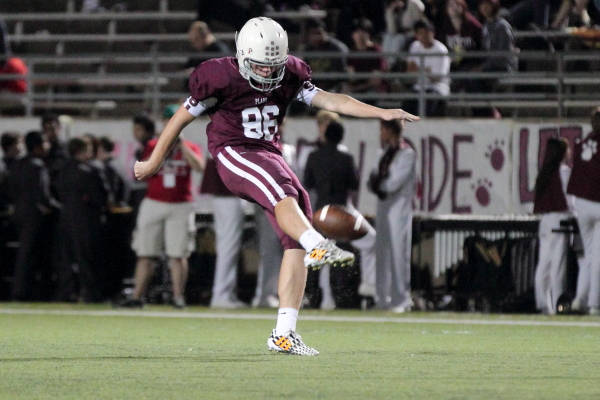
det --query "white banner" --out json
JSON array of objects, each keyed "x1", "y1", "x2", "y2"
[{"x1": 0, "y1": 117, "x2": 591, "y2": 216}]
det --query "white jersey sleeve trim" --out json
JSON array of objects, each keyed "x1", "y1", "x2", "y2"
[
  {"x1": 183, "y1": 96, "x2": 217, "y2": 117},
  {"x1": 295, "y1": 83, "x2": 321, "y2": 106}
]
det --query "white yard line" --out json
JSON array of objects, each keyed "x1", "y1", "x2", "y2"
[{"x1": 1, "y1": 308, "x2": 600, "y2": 327}]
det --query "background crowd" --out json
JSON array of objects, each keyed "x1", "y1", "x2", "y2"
[
  {"x1": 1, "y1": 106, "x2": 599, "y2": 315},
  {"x1": 1, "y1": 0, "x2": 600, "y2": 118}
]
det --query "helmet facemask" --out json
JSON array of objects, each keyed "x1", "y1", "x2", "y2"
[{"x1": 240, "y1": 57, "x2": 287, "y2": 92}]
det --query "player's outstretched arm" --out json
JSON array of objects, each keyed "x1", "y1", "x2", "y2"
[
  {"x1": 134, "y1": 107, "x2": 196, "y2": 180},
  {"x1": 310, "y1": 91, "x2": 420, "y2": 128}
]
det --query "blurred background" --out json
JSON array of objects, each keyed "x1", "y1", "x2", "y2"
[{"x1": 0, "y1": 0, "x2": 598, "y2": 314}]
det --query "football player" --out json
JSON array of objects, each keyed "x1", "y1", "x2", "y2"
[{"x1": 134, "y1": 17, "x2": 419, "y2": 355}]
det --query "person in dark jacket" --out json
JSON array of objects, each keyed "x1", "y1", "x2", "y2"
[
  {"x1": 8, "y1": 131, "x2": 59, "y2": 301},
  {"x1": 304, "y1": 121, "x2": 377, "y2": 309},
  {"x1": 0, "y1": 131, "x2": 21, "y2": 213},
  {"x1": 57, "y1": 137, "x2": 109, "y2": 302},
  {"x1": 304, "y1": 121, "x2": 360, "y2": 211},
  {"x1": 97, "y1": 136, "x2": 129, "y2": 207}
]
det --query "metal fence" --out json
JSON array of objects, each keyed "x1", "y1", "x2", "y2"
[{"x1": 2, "y1": 50, "x2": 599, "y2": 118}]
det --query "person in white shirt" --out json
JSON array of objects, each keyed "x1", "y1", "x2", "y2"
[
  {"x1": 405, "y1": 20, "x2": 451, "y2": 117},
  {"x1": 367, "y1": 119, "x2": 417, "y2": 312}
]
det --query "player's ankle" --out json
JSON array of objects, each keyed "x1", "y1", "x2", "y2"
[
  {"x1": 299, "y1": 228, "x2": 325, "y2": 251},
  {"x1": 275, "y1": 308, "x2": 299, "y2": 336}
]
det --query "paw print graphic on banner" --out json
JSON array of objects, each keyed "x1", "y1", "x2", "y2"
[
  {"x1": 485, "y1": 140, "x2": 505, "y2": 171},
  {"x1": 472, "y1": 179, "x2": 493, "y2": 207},
  {"x1": 581, "y1": 140, "x2": 597, "y2": 161}
]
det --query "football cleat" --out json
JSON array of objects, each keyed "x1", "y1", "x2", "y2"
[
  {"x1": 267, "y1": 329, "x2": 319, "y2": 356},
  {"x1": 304, "y1": 239, "x2": 355, "y2": 270}
]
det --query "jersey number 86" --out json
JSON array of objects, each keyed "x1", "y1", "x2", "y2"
[{"x1": 242, "y1": 105, "x2": 279, "y2": 141}]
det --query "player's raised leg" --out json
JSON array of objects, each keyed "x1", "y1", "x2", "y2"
[{"x1": 275, "y1": 197, "x2": 355, "y2": 270}]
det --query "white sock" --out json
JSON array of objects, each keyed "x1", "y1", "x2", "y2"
[
  {"x1": 299, "y1": 229, "x2": 325, "y2": 251},
  {"x1": 275, "y1": 308, "x2": 299, "y2": 335}
]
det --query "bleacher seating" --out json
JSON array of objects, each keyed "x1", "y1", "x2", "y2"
[{"x1": 1, "y1": 1, "x2": 599, "y2": 118}]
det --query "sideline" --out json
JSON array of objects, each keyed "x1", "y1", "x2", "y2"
[{"x1": 1, "y1": 308, "x2": 599, "y2": 328}]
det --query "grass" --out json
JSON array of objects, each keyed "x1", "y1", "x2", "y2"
[{"x1": 1, "y1": 304, "x2": 599, "y2": 400}]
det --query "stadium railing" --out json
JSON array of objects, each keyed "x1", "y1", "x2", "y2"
[{"x1": 1, "y1": 49, "x2": 599, "y2": 118}]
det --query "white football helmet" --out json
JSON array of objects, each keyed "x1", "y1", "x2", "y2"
[{"x1": 236, "y1": 17, "x2": 289, "y2": 92}]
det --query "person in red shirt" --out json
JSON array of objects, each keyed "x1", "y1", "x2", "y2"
[{"x1": 119, "y1": 107, "x2": 204, "y2": 309}]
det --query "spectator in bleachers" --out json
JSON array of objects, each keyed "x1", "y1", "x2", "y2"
[
  {"x1": 381, "y1": 0, "x2": 426, "y2": 70},
  {"x1": 301, "y1": 18, "x2": 349, "y2": 93},
  {"x1": 436, "y1": 0, "x2": 482, "y2": 72},
  {"x1": 56, "y1": 137, "x2": 109, "y2": 303},
  {"x1": 567, "y1": 107, "x2": 600, "y2": 315},
  {"x1": 384, "y1": 0, "x2": 426, "y2": 36},
  {"x1": 507, "y1": 0, "x2": 590, "y2": 30},
  {"x1": 478, "y1": 0, "x2": 517, "y2": 73},
  {"x1": 549, "y1": 0, "x2": 591, "y2": 29},
  {"x1": 0, "y1": 16, "x2": 27, "y2": 94},
  {"x1": 184, "y1": 21, "x2": 231, "y2": 74},
  {"x1": 403, "y1": 20, "x2": 451, "y2": 117},
  {"x1": 478, "y1": 0, "x2": 517, "y2": 72},
  {"x1": 533, "y1": 138, "x2": 573, "y2": 315},
  {"x1": 580, "y1": 0, "x2": 600, "y2": 25},
  {"x1": 8, "y1": 131, "x2": 60, "y2": 301},
  {"x1": 466, "y1": 0, "x2": 517, "y2": 117},
  {"x1": 347, "y1": 18, "x2": 388, "y2": 97},
  {"x1": 183, "y1": 21, "x2": 230, "y2": 92},
  {"x1": 506, "y1": 0, "x2": 555, "y2": 30}
]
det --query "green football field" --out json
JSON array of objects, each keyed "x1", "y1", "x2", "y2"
[{"x1": 1, "y1": 304, "x2": 599, "y2": 400}]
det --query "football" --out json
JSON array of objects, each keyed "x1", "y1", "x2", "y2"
[{"x1": 313, "y1": 204, "x2": 369, "y2": 242}]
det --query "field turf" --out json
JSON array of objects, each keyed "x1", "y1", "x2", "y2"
[{"x1": 1, "y1": 304, "x2": 599, "y2": 400}]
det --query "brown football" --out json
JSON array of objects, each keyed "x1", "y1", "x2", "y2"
[{"x1": 313, "y1": 204, "x2": 369, "y2": 242}]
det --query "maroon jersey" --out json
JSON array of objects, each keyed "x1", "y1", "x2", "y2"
[
  {"x1": 533, "y1": 169, "x2": 568, "y2": 214},
  {"x1": 186, "y1": 55, "x2": 318, "y2": 158},
  {"x1": 567, "y1": 132, "x2": 600, "y2": 203}
]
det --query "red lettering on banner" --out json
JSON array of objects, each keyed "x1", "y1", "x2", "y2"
[
  {"x1": 428, "y1": 136, "x2": 449, "y2": 211},
  {"x1": 519, "y1": 128, "x2": 534, "y2": 203},
  {"x1": 452, "y1": 135, "x2": 473, "y2": 213}
]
